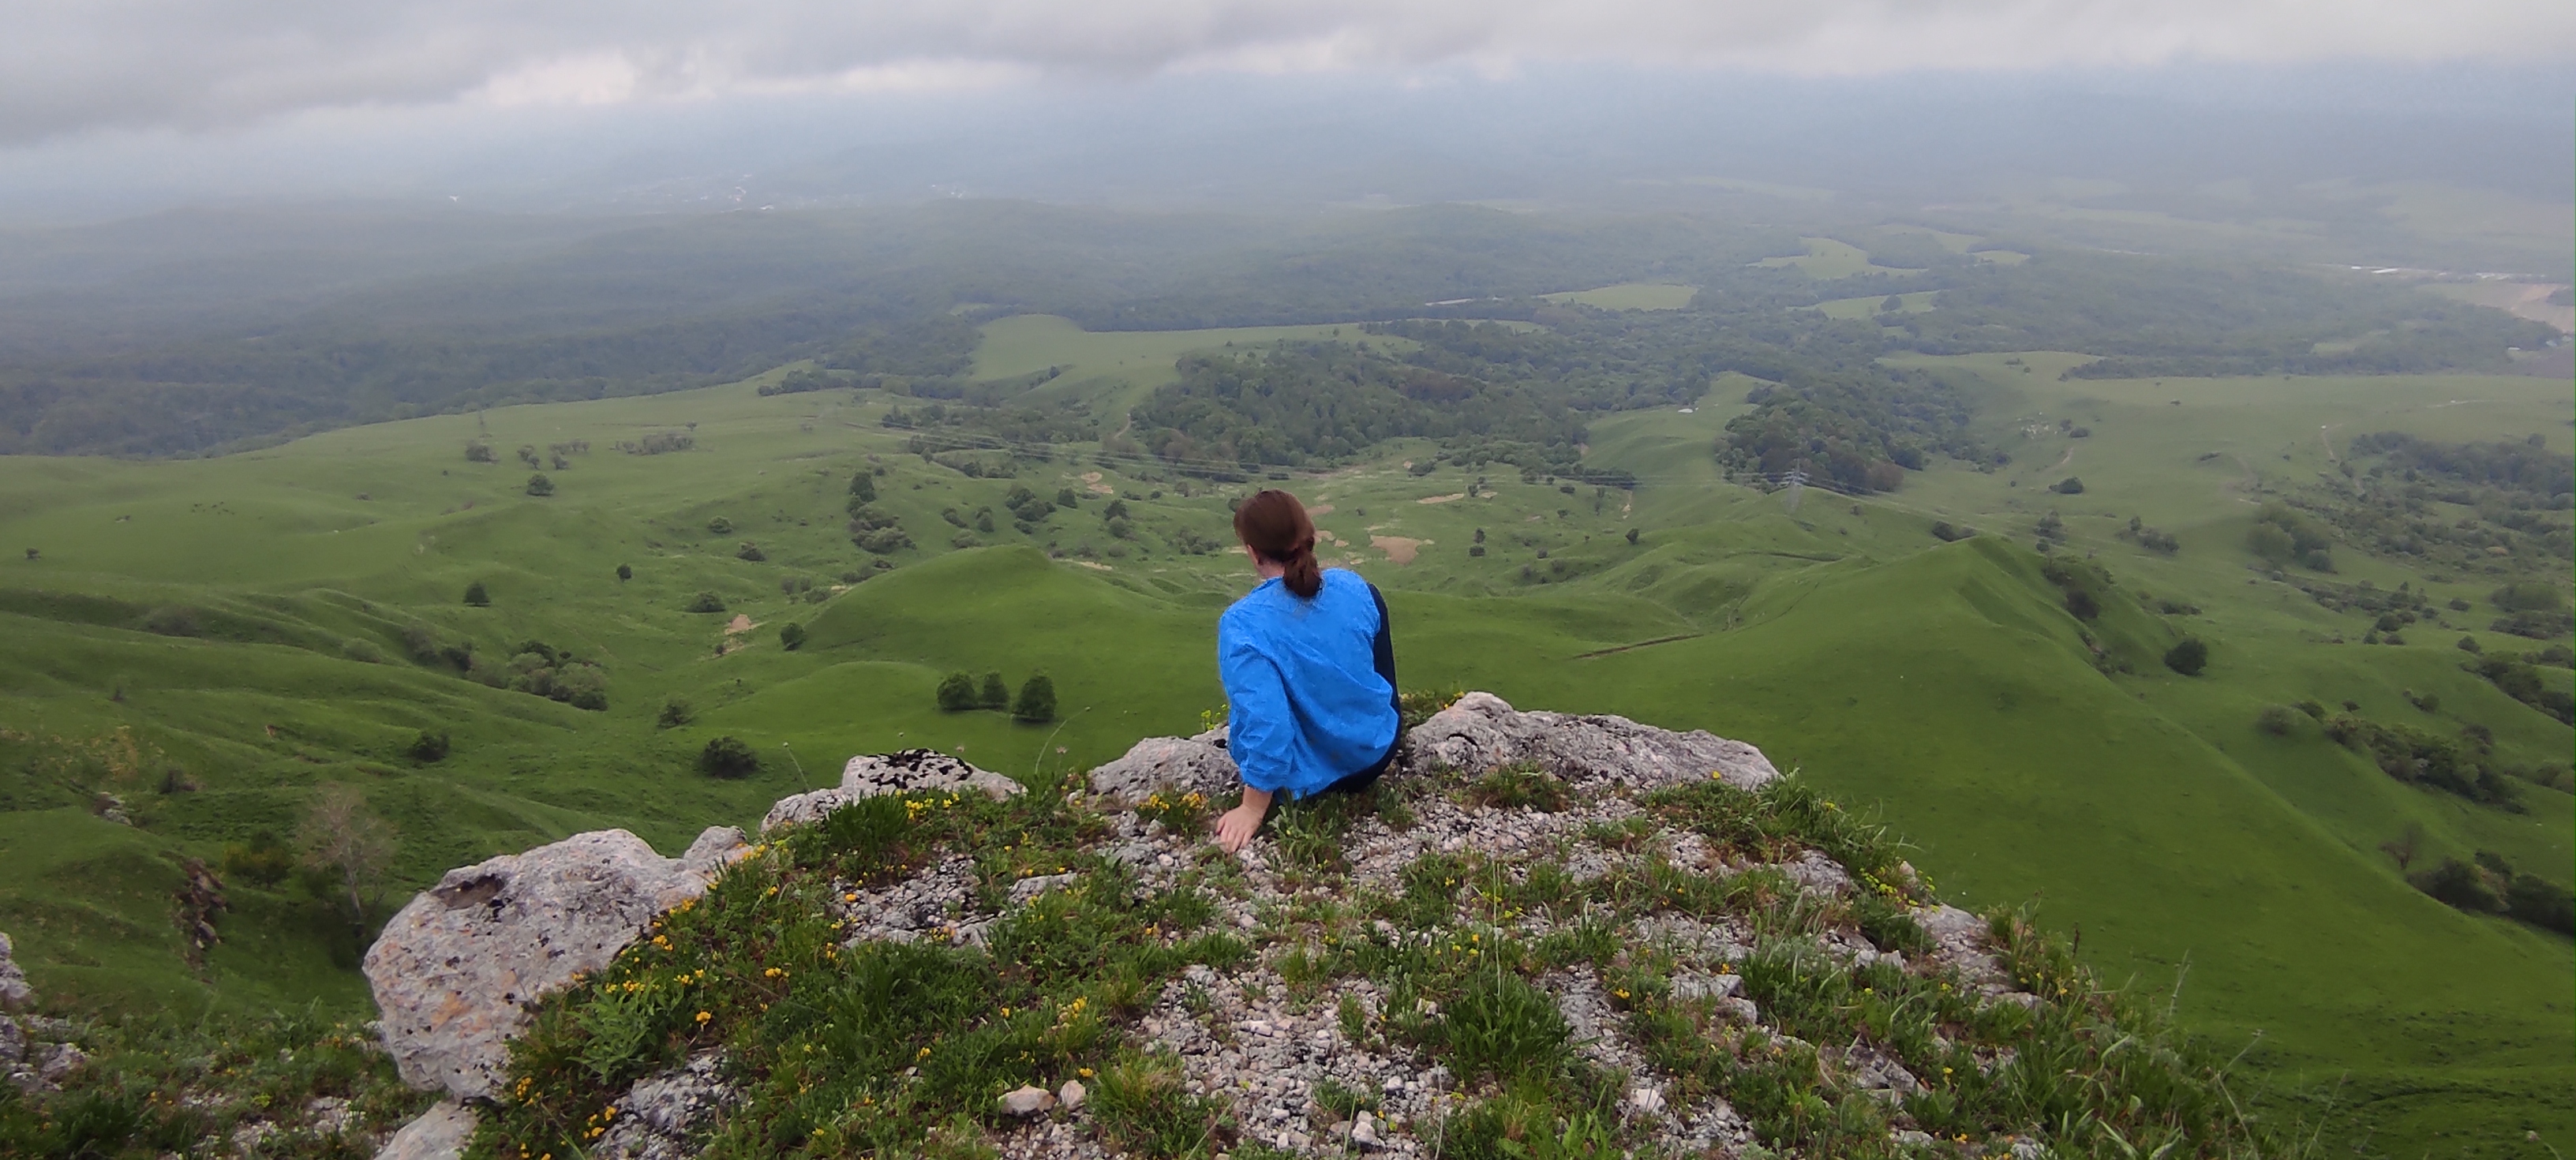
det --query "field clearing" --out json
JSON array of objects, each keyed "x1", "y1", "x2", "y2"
[
  {"x1": 1538, "y1": 282, "x2": 1698, "y2": 310},
  {"x1": 1877, "y1": 224, "x2": 1983, "y2": 253},
  {"x1": 973, "y1": 314, "x2": 1410, "y2": 417},
  {"x1": 2425, "y1": 279, "x2": 2575, "y2": 334},
  {"x1": 1813, "y1": 289, "x2": 1938, "y2": 319},
  {"x1": 1754, "y1": 236, "x2": 1925, "y2": 279}
]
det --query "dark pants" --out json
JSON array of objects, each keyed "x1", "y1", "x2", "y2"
[{"x1": 1324, "y1": 582, "x2": 1402, "y2": 796}]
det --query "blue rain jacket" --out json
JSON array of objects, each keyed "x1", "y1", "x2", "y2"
[{"x1": 1218, "y1": 567, "x2": 1399, "y2": 799}]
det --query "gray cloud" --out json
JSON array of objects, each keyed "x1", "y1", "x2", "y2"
[{"x1": 6, "y1": 0, "x2": 2572, "y2": 144}]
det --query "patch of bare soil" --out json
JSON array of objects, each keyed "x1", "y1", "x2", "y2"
[{"x1": 1370, "y1": 535, "x2": 1426, "y2": 565}]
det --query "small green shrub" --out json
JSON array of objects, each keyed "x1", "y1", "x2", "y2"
[
  {"x1": 698, "y1": 735, "x2": 760, "y2": 780},
  {"x1": 525, "y1": 473, "x2": 554, "y2": 496},
  {"x1": 979, "y1": 671, "x2": 1009, "y2": 709},
  {"x1": 779, "y1": 622, "x2": 807, "y2": 651},
  {"x1": 2162, "y1": 638, "x2": 2208, "y2": 675},
  {"x1": 462, "y1": 581, "x2": 491, "y2": 607},
  {"x1": 616, "y1": 563, "x2": 633, "y2": 581},
  {"x1": 1093, "y1": 1053, "x2": 1229, "y2": 1160},
  {"x1": 2255, "y1": 705, "x2": 2301, "y2": 735},
  {"x1": 736, "y1": 541, "x2": 766, "y2": 562},
  {"x1": 407, "y1": 730, "x2": 451, "y2": 762},
  {"x1": 1436, "y1": 971, "x2": 1572, "y2": 1083},
  {"x1": 684, "y1": 591, "x2": 726, "y2": 613},
  {"x1": 340, "y1": 637, "x2": 385, "y2": 663},
  {"x1": 656, "y1": 697, "x2": 692, "y2": 728}
]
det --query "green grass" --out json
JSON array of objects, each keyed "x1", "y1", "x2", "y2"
[
  {"x1": 1536, "y1": 283, "x2": 1698, "y2": 310},
  {"x1": 0, "y1": 342, "x2": 2567, "y2": 1155},
  {"x1": 1753, "y1": 238, "x2": 1925, "y2": 279}
]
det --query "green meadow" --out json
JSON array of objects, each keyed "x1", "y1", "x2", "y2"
[
  {"x1": 0, "y1": 310, "x2": 2568, "y2": 1155},
  {"x1": 1755, "y1": 237, "x2": 1926, "y2": 279},
  {"x1": 1537, "y1": 282, "x2": 1700, "y2": 310}
]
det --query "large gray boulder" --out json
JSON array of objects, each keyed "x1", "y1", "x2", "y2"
[
  {"x1": 762, "y1": 749, "x2": 1024, "y2": 833},
  {"x1": 1404, "y1": 692, "x2": 1779, "y2": 791},
  {"x1": 0, "y1": 931, "x2": 31, "y2": 1012},
  {"x1": 363, "y1": 826, "x2": 747, "y2": 1100},
  {"x1": 1087, "y1": 728, "x2": 1237, "y2": 805}
]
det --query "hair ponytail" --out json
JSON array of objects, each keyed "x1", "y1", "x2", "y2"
[{"x1": 1234, "y1": 489, "x2": 1324, "y2": 598}]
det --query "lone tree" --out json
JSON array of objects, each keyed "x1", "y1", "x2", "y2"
[
  {"x1": 656, "y1": 697, "x2": 693, "y2": 728},
  {"x1": 297, "y1": 784, "x2": 395, "y2": 936},
  {"x1": 849, "y1": 471, "x2": 876, "y2": 503},
  {"x1": 463, "y1": 581, "x2": 490, "y2": 607},
  {"x1": 525, "y1": 473, "x2": 555, "y2": 496},
  {"x1": 979, "y1": 671, "x2": 1009, "y2": 709},
  {"x1": 778, "y1": 623, "x2": 807, "y2": 651},
  {"x1": 2050, "y1": 477, "x2": 2085, "y2": 495},
  {"x1": 698, "y1": 736, "x2": 760, "y2": 780},
  {"x1": 2163, "y1": 638, "x2": 2209, "y2": 676},
  {"x1": 616, "y1": 563, "x2": 633, "y2": 581},
  {"x1": 935, "y1": 672, "x2": 977, "y2": 712},
  {"x1": 1013, "y1": 675, "x2": 1058, "y2": 723}
]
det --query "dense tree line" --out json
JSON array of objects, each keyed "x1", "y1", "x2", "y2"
[
  {"x1": 1129, "y1": 342, "x2": 1590, "y2": 472},
  {"x1": 1885, "y1": 253, "x2": 2558, "y2": 378}
]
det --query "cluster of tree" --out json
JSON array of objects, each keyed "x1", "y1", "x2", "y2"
[
  {"x1": 396, "y1": 621, "x2": 607, "y2": 709},
  {"x1": 935, "y1": 671, "x2": 1057, "y2": 721},
  {"x1": 756, "y1": 369, "x2": 841, "y2": 396},
  {"x1": 2246, "y1": 502, "x2": 2335, "y2": 571},
  {"x1": 1714, "y1": 368, "x2": 1988, "y2": 494},
  {"x1": 2283, "y1": 435, "x2": 2575, "y2": 581},
  {"x1": 883, "y1": 399, "x2": 1097, "y2": 447},
  {"x1": 2348, "y1": 431, "x2": 2573, "y2": 507},
  {"x1": 2467, "y1": 654, "x2": 2575, "y2": 725},
  {"x1": 1132, "y1": 342, "x2": 1590, "y2": 474},
  {"x1": 2323, "y1": 713, "x2": 2526, "y2": 809},
  {"x1": 2117, "y1": 515, "x2": 2179, "y2": 554},
  {"x1": 219, "y1": 783, "x2": 397, "y2": 933},
  {"x1": 615, "y1": 430, "x2": 695, "y2": 455},
  {"x1": 2404, "y1": 845, "x2": 2573, "y2": 935},
  {"x1": 844, "y1": 471, "x2": 912, "y2": 554},
  {"x1": 1889, "y1": 253, "x2": 2558, "y2": 378}
]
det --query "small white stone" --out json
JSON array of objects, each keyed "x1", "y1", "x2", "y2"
[
  {"x1": 1627, "y1": 1087, "x2": 1665, "y2": 1114},
  {"x1": 1058, "y1": 1080, "x2": 1087, "y2": 1112},
  {"x1": 1000, "y1": 1085, "x2": 1057, "y2": 1117}
]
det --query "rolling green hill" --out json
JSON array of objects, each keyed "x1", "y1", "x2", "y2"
[{"x1": 0, "y1": 318, "x2": 2567, "y2": 1155}]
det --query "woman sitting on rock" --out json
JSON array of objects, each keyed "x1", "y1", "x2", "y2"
[{"x1": 1211, "y1": 489, "x2": 1401, "y2": 852}]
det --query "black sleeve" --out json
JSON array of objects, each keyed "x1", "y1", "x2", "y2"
[{"x1": 1369, "y1": 582, "x2": 1398, "y2": 711}]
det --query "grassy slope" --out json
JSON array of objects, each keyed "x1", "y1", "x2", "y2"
[{"x1": 0, "y1": 311, "x2": 2567, "y2": 1153}]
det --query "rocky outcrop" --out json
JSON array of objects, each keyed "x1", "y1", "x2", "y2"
[
  {"x1": 1403, "y1": 692, "x2": 1779, "y2": 790},
  {"x1": 1088, "y1": 728, "x2": 1237, "y2": 804},
  {"x1": 363, "y1": 826, "x2": 748, "y2": 1100},
  {"x1": 596, "y1": 1052, "x2": 734, "y2": 1160},
  {"x1": 762, "y1": 749, "x2": 1024, "y2": 833},
  {"x1": 0, "y1": 931, "x2": 30, "y2": 1012}
]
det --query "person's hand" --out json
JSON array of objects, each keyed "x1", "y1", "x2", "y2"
[{"x1": 1211, "y1": 788, "x2": 1273, "y2": 853}]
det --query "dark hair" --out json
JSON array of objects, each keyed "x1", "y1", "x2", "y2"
[{"x1": 1234, "y1": 489, "x2": 1322, "y2": 598}]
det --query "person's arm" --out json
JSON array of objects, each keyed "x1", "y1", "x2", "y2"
[{"x1": 1215, "y1": 616, "x2": 1294, "y2": 851}]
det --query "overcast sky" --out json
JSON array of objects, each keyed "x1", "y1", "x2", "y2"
[{"x1": 9, "y1": 0, "x2": 2574, "y2": 146}]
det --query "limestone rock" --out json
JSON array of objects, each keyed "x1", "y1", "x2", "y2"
[
  {"x1": 0, "y1": 931, "x2": 31, "y2": 1012},
  {"x1": 763, "y1": 750, "x2": 1023, "y2": 833},
  {"x1": 1057, "y1": 1079, "x2": 1087, "y2": 1112},
  {"x1": 375, "y1": 1099, "x2": 477, "y2": 1160},
  {"x1": 35, "y1": 1042, "x2": 84, "y2": 1083},
  {"x1": 1088, "y1": 730, "x2": 1238, "y2": 805},
  {"x1": 1779, "y1": 850, "x2": 1854, "y2": 897},
  {"x1": 1404, "y1": 692, "x2": 1779, "y2": 790},
  {"x1": 1350, "y1": 1109, "x2": 1385, "y2": 1148},
  {"x1": 1000, "y1": 1084, "x2": 1058, "y2": 1117},
  {"x1": 681, "y1": 826, "x2": 751, "y2": 871},
  {"x1": 364, "y1": 829, "x2": 732, "y2": 1099},
  {"x1": 1009, "y1": 873, "x2": 1080, "y2": 906},
  {"x1": 0, "y1": 1013, "x2": 21, "y2": 1066},
  {"x1": 597, "y1": 1051, "x2": 733, "y2": 1160}
]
